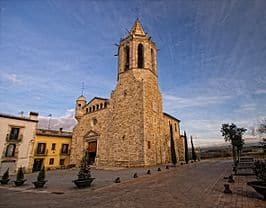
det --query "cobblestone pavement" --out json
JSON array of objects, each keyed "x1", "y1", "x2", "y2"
[{"x1": 0, "y1": 160, "x2": 265, "y2": 208}]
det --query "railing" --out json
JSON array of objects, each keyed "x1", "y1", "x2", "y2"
[
  {"x1": 2, "y1": 152, "x2": 18, "y2": 159},
  {"x1": 34, "y1": 149, "x2": 48, "y2": 156},
  {"x1": 233, "y1": 157, "x2": 255, "y2": 175},
  {"x1": 6, "y1": 134, "x2": 23, "y2": 142},
  {"x1": 60, "y1": 149, "x2": 70, "y2": 155}
]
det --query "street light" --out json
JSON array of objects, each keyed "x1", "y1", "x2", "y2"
[{"x1": 48, "y1": 114, "x2": 52, "y2": 130}]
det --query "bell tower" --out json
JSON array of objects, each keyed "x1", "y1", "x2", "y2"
[
  {"x1": 108, "y1": 19, "x2": 163, "y2": 167},
  {"x1": 117, "y1": 19, "x2": 158, "y2": 80}
]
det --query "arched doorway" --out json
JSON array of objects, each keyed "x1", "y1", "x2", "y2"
[
  {"x1": 84, "y1": 130, "x2": 99, "y2": 165},
  {"x1": 87, "y1": 140, "x2": 97, "y2": 164}
]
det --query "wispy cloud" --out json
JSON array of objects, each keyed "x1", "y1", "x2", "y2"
[
  {"x1": 0, "y1": 0, "x2": 265, "y2": 148},
  {"x1": 236, "y1": 103, "x2": 257, "y2": 112},
  {"x1": 255, "y1": 89, "x2": 266, "y2": 95},
  {"x1": 1, "y1": 73, "x2": 22, "y2": 85},
  {"x1": 163, "y1": 93, "x2": 231, "y2": 110},
  {"x1": 182, "y1": 117, "x2": 263, "y2": 147},
  {"x1": 38, "y1": 109, "x2": 76, "y2": 131}
]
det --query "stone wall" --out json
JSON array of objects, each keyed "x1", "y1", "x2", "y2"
[{"x1": 71, "y1": 20, "x2": 184, "y2": 168}]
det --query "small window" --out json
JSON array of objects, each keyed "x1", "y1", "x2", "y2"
[
  {"x1": 10, "y1": 127, "x2": 20, "y2": 140},
  {"x1": 124, "y1": 90, "x2": 128, "y2": 96},
  {"x1": 175, "y1": 123, "x2": 177, "y2": 131},
  {"x1": 49, "y1": 158, "x2": 54, "y2": 165},
  {"x1": 148, "y1": 141, "x2": 151, "y2": 149},
  {"x1": 60, "y1": 159, "x2": 65, "y2": 166},
  {"x1": 89, "y1": 107, "x2": 92, "y2": 112},
  {"x1": 51, "y1": 143, "x2": 56, "y2": 150},
  {"x1": 78, "y1": 104, "x2": 81, "y2": 107},
  {"x1": 104, "y1": 102, "x2": 107, "y2": 108},
  {"x1": 93, "y1": 106, "x2": 95, "y2": 111},
  {"x1": 96, "y1": 104, "x2": 99, "y2": 110},
  {"x1": 93, "y1": 118, "x2": 97, "y2": 125},
  {"x1": 86, "y1": 108, "x2": 88, "y2": 113},
  {"x1": 61, "y1": 144, "x2": 69, "y2": 154},
  {"x1": 100, "y1": 103, "x2": 103, "y2": 109},
  {"x1": 5, "y1": 144, "x2": 16, "y2": 157},
  {"x1": 37, "y1": 143, "x2": 46, "y2": 154}
]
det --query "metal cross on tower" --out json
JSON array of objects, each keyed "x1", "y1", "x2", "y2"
[{"x1": 81, "y1": 82, "x2": 85, "y2": 96}]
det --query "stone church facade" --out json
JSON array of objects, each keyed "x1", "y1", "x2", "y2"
[{"x1": 70, "y1": 20, "x2": 184, "y2": 168}]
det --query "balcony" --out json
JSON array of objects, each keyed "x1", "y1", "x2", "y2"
[
  {"x1": 34, "y1": 149, "x2": 48, "y2": 156},
  {"x1": 2, "y1": 152, "x2": 18, "y2": 160},
  {"x1": 6, "y1": 134, "x2": 23, "y2": 142},
  {"x1": 60, "y1": 149, "x2": 70, "y2": 155}
]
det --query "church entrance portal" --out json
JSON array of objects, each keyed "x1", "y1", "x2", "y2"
[{"x1": 87, "y1": 141, "x2": 97, "y2": 165}]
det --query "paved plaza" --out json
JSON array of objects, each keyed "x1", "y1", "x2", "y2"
[{"x1": 0, "y1": 160, "x2": 265, "y2": 208}]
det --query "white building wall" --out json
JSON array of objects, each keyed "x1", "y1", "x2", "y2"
[{"x1": 0, "y1": 114, "x2": 38, "y2": 174}]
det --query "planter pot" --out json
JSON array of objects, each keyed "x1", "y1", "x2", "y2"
[
  {"x1": 14, "y1": 179, "x2": 26, "y2": 186},
  {"x1": 73, "y1": 178, "x2": 95, "y2": 188},
  {"x1": 247, "y1": 181, "x2": 266, "y2": 200},
  {"x1": 33, "y1": 180, "x2": 47, "y2": 188},
  {"x1": 0, "y1": 179, "x2": 10, "y2": 185}
]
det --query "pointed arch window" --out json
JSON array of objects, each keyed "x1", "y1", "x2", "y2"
[
  {"x1": 138, "y1": 43, "x2": 144, "y2": 68},
  {"x1": 151, "y1": 48, "x2": 155, "y2": 71},
  {"x1": 125, "y1": 45, "x2": 130, "y2": 70}
]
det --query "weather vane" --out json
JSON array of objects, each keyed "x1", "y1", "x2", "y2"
[{"x1": 81, "y1": 82, "x2": 85, "y2": 96}]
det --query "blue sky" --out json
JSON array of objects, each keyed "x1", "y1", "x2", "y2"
[{"x1": 0, "y1": 0, "x2": 266, "y2": 146}]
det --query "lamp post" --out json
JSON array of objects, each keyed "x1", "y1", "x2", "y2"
[{"x1": 48, "y1": 114, "x2": 52, "y2": 130}]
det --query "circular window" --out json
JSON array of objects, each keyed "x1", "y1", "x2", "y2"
[{"x1": 91, "y1": 118, "x2": 97, "y2": 126}]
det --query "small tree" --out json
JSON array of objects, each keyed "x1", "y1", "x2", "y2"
[
  {"x1": 16, "y1": 167, "x2": 24, "y2": 181},
  {"x1": 257, "y1": 119, "x2": 266, "y2": 157},
  {"x1": 184, "y1": 131, "x2": 189, "y2": 164},
  {"x1": 257, "y1": 119, "x2": 266, "y2": 134},
  {"x1": 221, "y1": 123, "x2": 246, "y2": 165},
  {"x1": 170, "y1": 124, "x2": 177, "y2": 166},
  {"x1": 37, "y1": 166, "x2": 46, "y2": 182},
  {"x1": 73, "y1": 150, "x2": 95, "y2": 188},
  {"x1": 191, "y1": 136, "x2": 197, "y2": 161},
  {"x1": 253, "y1": 160, "x2": 266, "y2": 181},
  {"x1": 77, "y1": 151, "x2": 91, "y2": 180}
]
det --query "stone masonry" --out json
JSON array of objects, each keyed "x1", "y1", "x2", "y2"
[{"x1": 70, "y1": 19, "x2": 184, "y2": 168}]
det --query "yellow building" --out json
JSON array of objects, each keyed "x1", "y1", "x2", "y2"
[{"x1": 32, "y1": 128, "x2": 72, "y2": 172}]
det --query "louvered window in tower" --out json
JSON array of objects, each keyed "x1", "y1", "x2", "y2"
[
  {"x1": 125, "y1": 45, "x2": 130, "y2": 70},
  {"x1": 138, "y1": 44, "x2": 144, "y2": 68},
  {"x1": 151, "y1": 48, "x2": 155, "y2": 71}
]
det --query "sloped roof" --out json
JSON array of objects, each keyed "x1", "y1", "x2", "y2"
[{"x1": 130, "y1": 19, "x2": 146, "y2": 36}]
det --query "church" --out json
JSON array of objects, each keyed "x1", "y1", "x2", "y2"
[{"x1": 70, "y1": 19, "x2": 184, "y2": 168}]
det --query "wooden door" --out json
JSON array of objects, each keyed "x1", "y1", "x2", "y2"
[{"x1": 88, "y1": 141, "x2": 97, "y2": 153}]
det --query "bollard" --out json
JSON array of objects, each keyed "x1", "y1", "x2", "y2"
[
  {"x1": 228, "y1": 175, "x2": 235, "y2": 183},
  {"x1": 133, "y1": 173, "x2": 138, "y2": 178},
  {"x1": 224, "y1": 184, "x2": 232, "y2": 194},
  {"x1": 114, "y1": 177, "x2": 121, "y2": 183},
  {"x1": 147, "y1": 170, "x2": 151, "y2": 174},
  {"x1": 233, "y1": 166, "x2": 237, "y2": 175}
]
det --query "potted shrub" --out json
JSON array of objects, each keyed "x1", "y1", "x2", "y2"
[
  {"x1": 73, "y1": 151, "x2": 95, "y2": 188},
  {"x1": 0, "y1": 168, "x2": 10, "y2": 185},
  {"x1": 33, "y1": 166, "x2": 47, "y2": 188},
  {"x1": 247, "y1": 160, "x2": 266, "y2": 200},
  {"x1": 14, "y1": 167, "x2": 26, "y2": 186}
]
